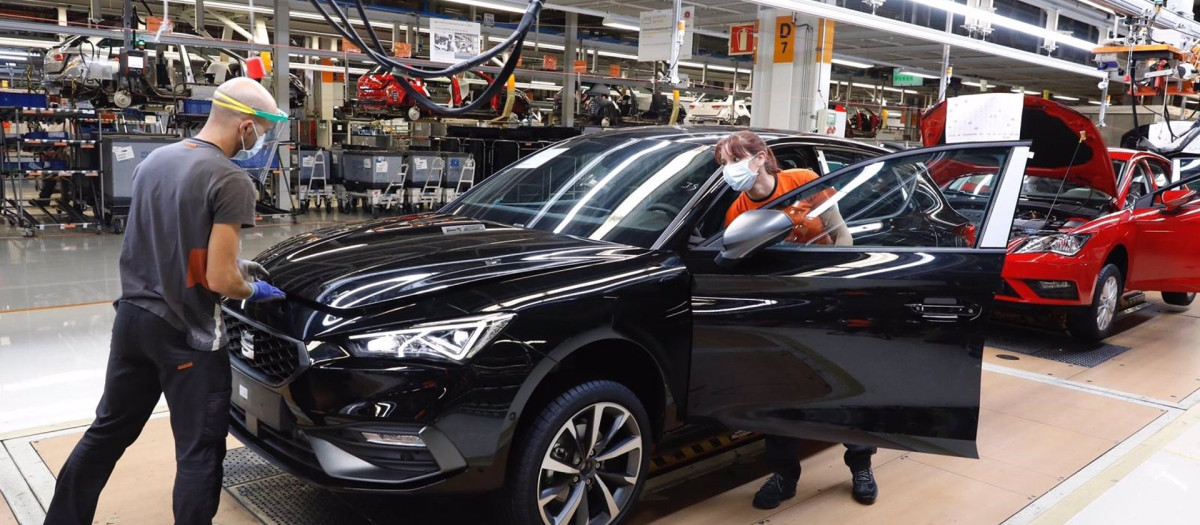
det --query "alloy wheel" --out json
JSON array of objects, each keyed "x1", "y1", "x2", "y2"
[
  {"x1": 1096, "y1": 275, "x2": 1120, "y2": 333},
  {"x1": 537, "y1": 402, "x2": 643, "y2": 525}
]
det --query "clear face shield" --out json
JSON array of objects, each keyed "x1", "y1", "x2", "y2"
[{"x1": 213, "y1": 91, "x2": 288, "y2": 174}]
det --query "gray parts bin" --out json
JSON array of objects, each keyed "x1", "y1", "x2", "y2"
[
  {"x1": 406, "y1": 152, "x2": 444, "y2": 188},
  {"x1": 442, "y1": 153, "x2": 472, "y2": 188},
  {"x1": 296, "y1": 149, "x2": 330, "y2": 186},
  {"x1": 341, "y1": 151, "x2": 407, "y2": 191}
]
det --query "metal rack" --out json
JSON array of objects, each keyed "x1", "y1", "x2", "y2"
[{"x1": 0, "y1": 107, "x2": 104, "y2": 237}]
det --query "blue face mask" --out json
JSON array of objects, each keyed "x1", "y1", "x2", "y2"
[{"x1": 233, "y1": 123, "x2": 265, "y2": 161}]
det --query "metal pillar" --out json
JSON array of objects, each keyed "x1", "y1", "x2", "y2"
[
  {"x1": 274, "y1": 0, "x2": 290, "y2": 122},
  {"x1": 937, "y1": 12, "x2": 952, "y2": 102},
  {"x1": 195, "y1": 0, "x2": 205, "y2": 35},
  {"x1": 564, "y1": 12, "x2": 577, "y2": 127}
]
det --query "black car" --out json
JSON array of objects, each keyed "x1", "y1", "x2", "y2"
[{"x1": 224, "y1": 127, "x2": 1029, "y2": 525}]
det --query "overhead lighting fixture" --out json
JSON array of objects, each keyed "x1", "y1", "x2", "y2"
[
  {"x1": 0, "y1": 37, "x2": 58, "y2": 49},
  {"x1": 598, "y1": 50, "x2": 639, "y2": 60},
  {"x1": 531, "y1": 80, "x2": 557, "y2": 85},
  {"x1": 489, "y1": 36, "x2": 565, "y2": 51},
  {"x1": 289, "y1": 10, "x2": 393, "y2": 29},
  {"x1": 1088, "y1": 100, "x2": 1103, "y2": 105},
  {"x1": 909, "y1": 0, "x2": 1096, "y2": 51},
  {"x1": 962, "y1": 81, "x2": 982, "y2": 87},
  {"x1": 602, "y1": 17, "x2": 641, "y2": 32},
  {"x1": 1053, "y1": 94, "x2": 1080, "y2": 101},
  {"x1": 167, "y1": 0, "x2": 271, "y2": 15},
  {"x1": 751, "y1": 0, "x2": 1105, "y2": 79},
  {"x1": 899, "y1": 71, "x2": 939, "y2": 79},
  {"x1": 832, "y1": 58, "x2": 872, "y2": 68},
  {"x1": 441, "y1": 0, "x2": 527, "y2": 14},
  {"x1": 289, "y1": 62, "x2": 370, "y2": 75}
]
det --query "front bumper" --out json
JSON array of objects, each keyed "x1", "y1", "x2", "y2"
[
  {"x1": 995, "y1": 253, "x2": 1099, "y2": 307},
  {"x1": 229, "y1": 370, "x2": 468, "y2": 493}
]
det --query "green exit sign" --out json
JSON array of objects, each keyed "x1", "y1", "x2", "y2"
[{"x1": 892, "y1": 73, "x2": 924, "y2": 87}]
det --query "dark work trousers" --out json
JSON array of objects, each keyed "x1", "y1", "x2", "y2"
[
  {"x1": 765, "y1": 435, "x2": 876, "y2": 484},
  {"x1": 44, "y1": 302, "x2": 232, "y2": 525}
]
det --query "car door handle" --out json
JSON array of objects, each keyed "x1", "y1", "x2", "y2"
[{"x1": 906, "y1": 301, "x2": 981, "y2": 322}]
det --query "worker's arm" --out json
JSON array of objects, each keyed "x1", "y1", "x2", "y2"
[{"x1": 206, "y1": 223, "x2": 253, "y2": 299}]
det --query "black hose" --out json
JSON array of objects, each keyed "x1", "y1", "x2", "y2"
[
  {"x1": 308, "y1": 0, "x2": 539, "y2": 116},
  {"x1": 309, "y1": 0, "x2": 543, "y2": 79}
]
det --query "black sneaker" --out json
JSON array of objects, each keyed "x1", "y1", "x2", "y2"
[
  {"x1": 752, "y1": 473, "x2": 797, "y2": 510},
  {"x1": 851, "y1": 468, "x2": 877, "y2": 505}
]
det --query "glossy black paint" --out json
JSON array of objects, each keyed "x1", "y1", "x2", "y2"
[{"x1": 226, "y1": 126, "x2": 1010, "y2": 496}]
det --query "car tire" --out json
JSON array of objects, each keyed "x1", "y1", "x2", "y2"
[
  {"x1": 1067, "y1": 264, "x2": 1123, "y2": 343},
  {"x1": 736, "y1": 116, "x2": 750, "y2": 126},
  {"x1": 1162, "y1": 292, "x2": 1196, "y2": 307},
  {"x1": 505, "y1": 380, "x2": 651, "y2": 525}
]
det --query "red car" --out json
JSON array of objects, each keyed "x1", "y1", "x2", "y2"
[
  {"x1": 352, "y1": 68, "x2": 531, "y2": 120},
  {"x1": 924, "y1": 95, "x2": 1200, "y2": 341}
]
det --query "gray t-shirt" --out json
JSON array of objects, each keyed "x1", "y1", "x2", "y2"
[{"x1": 119, "y1": 138, "x2": 256, "y2": 351}]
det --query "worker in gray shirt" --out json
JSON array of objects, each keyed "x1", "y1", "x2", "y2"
[{"x1": 45, "y1": 77, "x2": 288, "y2": 525}]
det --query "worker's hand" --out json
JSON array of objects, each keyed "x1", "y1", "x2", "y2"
[
  {"x1": 237, "y1": 259, "x2": 270, "y2": 282},
  {"x1": 248, "y1": 281, "x2": 286, "y2": 302}
]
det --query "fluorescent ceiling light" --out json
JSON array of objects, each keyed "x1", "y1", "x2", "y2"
[
  {"x1": 852, "y1": 82, "x2": 876, "y2": 89},
  {"x1": 598, "y1": 50, "x2": 639, "y2": 60},
  {"x1": 909, "y1": 0, "x2": 1096, "y2": 51},
  {"x1": 531, "y1": 80, "x2": 557, "y2": 85},
  {"x1": 899, "y1": 71, "x2": 939, "y2": 79},
  {"x1": 0, "y1": 37, "x2": 58, "y2": 48},
  {"x1": 442, "y1": 0, "x2": 527, "y2": 14},
  {"x1": 168, "y1": 0, "x2": 271, "y2": 15},
  {"x1": 1078, "y1": 0, "x2": 1116, "y2": 15},
  {"x1": 289, "y1": 10, "x2": 394, "y2": 29},
  {"x1": 962, "y1": 81, "x2": 983, "y2": 87},
  {"x1": 1088, "y1": 100, "x2": 1103, "y2": 105},
  {"x1": 677, "y1": 61, "x2": 739, "y2": 72},
  {"x1": 603, "y1": 17, "x2": 641, "y2": 32},
  {"x1": 832, "y1": 58, "x2": 872, "y2": 68},
  {"x1": 289, "y1": 62, "x2": 369, "y2": 75},
  {"x1": 0, "y1": 50, "x2": 31, "y2": 59},
  {"x1": 487, "y1": 36, "x2": 565, "y2": 51},
  {"x1": 752, "y1": 0, "x2": 1105, "y2": 79},
  {"x1": 1053, "y1": 94, "x2": 1080, "y2": 101}
]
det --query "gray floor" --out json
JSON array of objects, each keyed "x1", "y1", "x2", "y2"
[{"x1": 0, "y1": 215, "x2": 362, "y2": 434}]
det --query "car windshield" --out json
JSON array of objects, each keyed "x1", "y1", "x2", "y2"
[
  {"x1": 943, "y1": 174, "x2": 1113, "y2": 204},
  {"x1": 445, "y1": 136, "x2": 719, "y2": 248}
]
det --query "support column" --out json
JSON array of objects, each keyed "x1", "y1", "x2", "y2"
[
  {"x1": 563, "y1": 12, "x2": 578, "y2": 127},
  {"x1": 273, "y1": 0, "x2": 290, "y2": 123},
  {"x1": 750, "y1": 8, "x2": 831, "y2": 132},
  {"x1": 195, "y1": 0, "x2": 205, "y2": 35}
]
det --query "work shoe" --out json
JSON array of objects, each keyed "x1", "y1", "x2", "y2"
[
  {"x1": 851, "y1": 468, "x2": 878, "y2": 505},
  {"x1": 752, "y1": 473, "x2": 797, "y2": 510}
]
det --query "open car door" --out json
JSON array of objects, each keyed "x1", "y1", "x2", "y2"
[
  {"x1": 1127, "y1": 178, "x2": 1200, "y2": 292},
  {"x1": 683, "y1": 141, "x2": 1030, "y2": 458}
]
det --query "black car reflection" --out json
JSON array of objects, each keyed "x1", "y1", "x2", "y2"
[{"x1": 225, "y1": 126, "x2": 1025, "y2": 525}]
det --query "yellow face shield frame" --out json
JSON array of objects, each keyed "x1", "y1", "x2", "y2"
[{"x1": 212, "y1": 91, "x2": 288, "y2": 123}]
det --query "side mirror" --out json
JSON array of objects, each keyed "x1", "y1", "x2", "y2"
[
  {"x1": 715, "y1": 209, "x2": 794, "y2": 267},
  {"x1": 1162, "y1": 189, "x2": 1198, "y2": 214}
]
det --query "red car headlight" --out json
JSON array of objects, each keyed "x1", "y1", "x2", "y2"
[{"x1": 1014, "y1": 233, "x2": 1091, "y2": 256}]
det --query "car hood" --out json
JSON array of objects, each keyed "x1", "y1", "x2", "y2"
[
  {"x1": 253, "y1": 214, "x2": 649, "y2": 314},
  {"x1": 922, "y1": 94, "x2": 1117, "y2": 197}
]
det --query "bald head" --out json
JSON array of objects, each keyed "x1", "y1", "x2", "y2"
[{"x1": 197, "y1": 76, "x2": 281, "y2": 158}]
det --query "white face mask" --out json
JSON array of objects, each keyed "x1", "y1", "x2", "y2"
[
  {"x1": 233, "y1": 123, "x2": 266, "y2": 161},
  {"x1": 723, "y1": 155, "x2": 759, "y2": 192}
]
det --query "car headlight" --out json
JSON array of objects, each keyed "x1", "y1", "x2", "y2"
[
  {"x1": 1014, "y1": 234, "x2": 1091, "y2": 256},
  {"x1": 347, "y1": 313, "x2": 515, "y2": 362}
]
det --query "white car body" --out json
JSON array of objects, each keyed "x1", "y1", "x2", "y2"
[{"x1": 686, "y1": 95, "x2": 751, "y2": 125}]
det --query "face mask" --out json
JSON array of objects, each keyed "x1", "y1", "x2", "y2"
[
  {"x1": 233, "y1": 123, "x2": 265, "y2": 161},
  {"x1": 723, "y1": 155, "x2": 758, "y2": 192}
]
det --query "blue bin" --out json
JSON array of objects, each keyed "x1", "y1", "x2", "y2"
[
  {"x1": 181, "y1": 99, "x2": 212, "y2": 115},
  {"x1": 0, "y1": 92, "x2": 48, "y2": 108}
]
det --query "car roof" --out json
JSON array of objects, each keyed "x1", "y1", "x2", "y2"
[
  {"x1": 1108, "y1": 148, "x2": 1168, "y2": 161},
  {"x1": 578, "y1": 125, "x2": 888, "y2": 151}
]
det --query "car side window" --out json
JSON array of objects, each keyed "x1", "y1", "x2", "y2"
[
  {"x1": 771, "y1": 145, "x2": 820, "y2": 172},
  {"x1": 817, "y1": 148, "x2": 875, "y2": 174},
  {"x1": 745, "y1": 147, "x2": 1015, "y2": 250},
  {"x1": 1128, "y1": 162, "x2": 1152, "y2": 206},
  {"x1": 1147, "y1": 160, "x2": 1170, "y2": 188}
]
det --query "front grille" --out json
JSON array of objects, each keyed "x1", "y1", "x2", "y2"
[{"x1": 225, "y1": 315, "x2": 301, "y2": 385}]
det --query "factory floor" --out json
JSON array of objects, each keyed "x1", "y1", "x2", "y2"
[{"x1": 3, "y1": 214, "x2": 1200, "y2": 524}]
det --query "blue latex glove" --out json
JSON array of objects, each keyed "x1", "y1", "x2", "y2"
[{"x1": 248, "y1": 281, "x2": 286, "y2": 302}]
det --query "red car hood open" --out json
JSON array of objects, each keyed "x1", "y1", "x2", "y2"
[{"x1": 922, "y1": 95, "x2": 1116, "y2": 197}]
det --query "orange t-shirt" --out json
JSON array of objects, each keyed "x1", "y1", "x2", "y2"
[{"x1": 724, "y1": 168, "x2": 834, "y2": 245}]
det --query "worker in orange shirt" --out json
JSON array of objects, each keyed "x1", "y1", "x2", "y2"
[
  {"x1": 714, "y1": 131, "x2": 876, "y2": 509},
  {"x1": 717, "y1": 130, "x2": 852, "y2": 246}
]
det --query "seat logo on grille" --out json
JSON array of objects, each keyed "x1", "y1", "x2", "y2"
[{"x1": 240, "y1": 331, "x2": 256, "y2": 360}]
